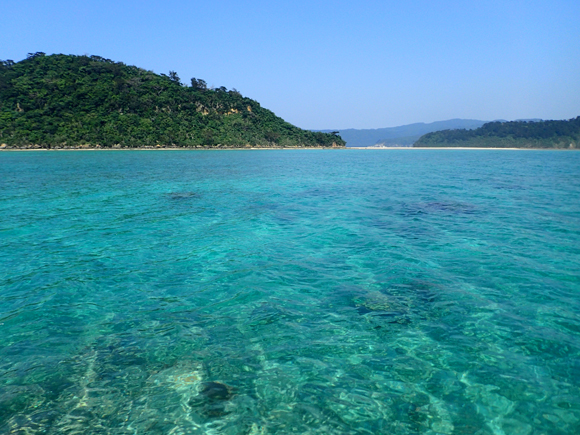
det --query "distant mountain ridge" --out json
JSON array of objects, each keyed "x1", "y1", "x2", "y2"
[{"x1": 320, "y1": 119, "x2": 488, "y2": 147}]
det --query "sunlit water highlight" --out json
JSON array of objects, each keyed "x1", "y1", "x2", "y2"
[{"x1": 1, "y1": 149, "x2": 579, "y2": 434}]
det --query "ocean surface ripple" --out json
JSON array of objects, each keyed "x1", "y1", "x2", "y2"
[{"x1": 1, "y1": 149, "x2": 579, "y2": 434}]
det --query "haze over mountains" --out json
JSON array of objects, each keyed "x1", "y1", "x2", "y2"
[{"x1": 321, "y1": 119, "x2": 488, "y2": 147}]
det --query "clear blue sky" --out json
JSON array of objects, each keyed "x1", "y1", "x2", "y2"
[{"x1": 3, "y1": 0, "x2": 580, "y2": 129}]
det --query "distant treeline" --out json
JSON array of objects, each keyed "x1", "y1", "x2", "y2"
[
  {"x1": 414, "y1": 117, "x2": 580, "y2": 148},
  {"x1": 0, "y1": 53, "x2": 344, "y2": 148}
]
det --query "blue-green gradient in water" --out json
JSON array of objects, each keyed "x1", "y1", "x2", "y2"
[{"x1": 1, "y1": 150, "x2": 580, "y2": 434}]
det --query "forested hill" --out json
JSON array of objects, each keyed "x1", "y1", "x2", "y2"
[
  {"x1": 0, "y1": 53, "x2": 344, "y2": 148},
  {"x1": 414, "y1": 117, "x2": 580, "y2": 149}
]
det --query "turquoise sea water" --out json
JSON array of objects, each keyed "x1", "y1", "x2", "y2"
[{"x1": 1, "y1": 149, "x2": 579, "y2": 434}]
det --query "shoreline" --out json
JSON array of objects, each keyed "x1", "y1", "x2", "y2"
[
  {"x1": 1, "y1": 146, "x2": 576, "y2": 152},
  {"x1": 0, "y1": 146, "x2": 344, "y2": 152},
  {"x1": 350, "y1": 146, "x2": 524, "y2": 150},
  {"x1": 348, "y1": 146, "x2": 578, "y2": 151}
]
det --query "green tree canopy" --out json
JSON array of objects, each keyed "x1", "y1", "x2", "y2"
[
  {"x1": 414, "y1": 118, "x2": 580, "y2": 149},
  {"x1": 0, "y1": 53, "x2": 345, "y2": 149}
]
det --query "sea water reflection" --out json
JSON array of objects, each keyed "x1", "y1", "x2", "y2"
[{"x1": 0, "y1": 149, "x2": 579, "y2": 434}]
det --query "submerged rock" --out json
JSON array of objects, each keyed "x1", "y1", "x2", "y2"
[
  {"x1": 353, "y1": 291, "x2": 412, "y2": 326},
  {"x1": 352, "y1": 280, "x2": 441, "y2": 327},
  {"x1": 354, "y1": 291, "x2": 407, "y2": 313},
  {"x1": 200, "y1": 381, "x2": 233, "y2": 401},
  {"x1": 247, "y1": 304, "x2": 286, "y2": 328},
  {"x1": 165, "y1": 192, "x2": 199, "y2": 200},
  {"x1": 402, "y1": 201, "x2": 477, "y2": 216},
  {"x1": 188, "y1": 381, "x2": 235, "y2": 419}
]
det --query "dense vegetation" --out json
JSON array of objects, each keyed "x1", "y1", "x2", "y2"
[
  {"x1": 414, "y1": 117, "x2": 580, "y2": 148},
  {"x1": 0, "y1": 53, "x2": 344, "y2": 148}
]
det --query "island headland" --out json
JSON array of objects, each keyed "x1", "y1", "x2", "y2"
[
  {"x1": 0, "y1": 53, "x2": 345, "y2": 150},
  {"x1": 413, "y1": 117, "x2": 580, "y2": 149}
]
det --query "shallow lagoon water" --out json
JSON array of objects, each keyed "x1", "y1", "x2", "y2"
[{"x1": 1, "y1": 149, "x2": 579, "y2": 434}]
